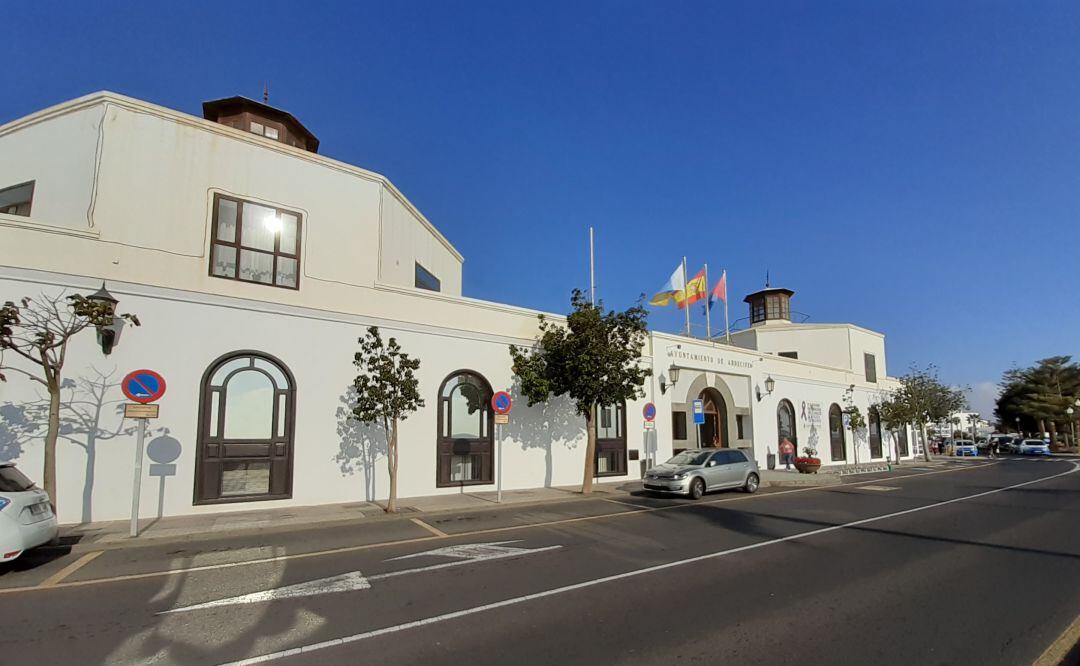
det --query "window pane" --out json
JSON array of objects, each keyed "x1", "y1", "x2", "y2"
[
  {"x1": 450, "y1": 454, "x2": 481, "y2": 481},
  {"x1": 216, "y1": 198, "x2": 238, "y2": 242},
  {"x1": 0, "y1": 181, "x2": 34, "y2": 217},
  {"x1": 209, "y1": 392, "x2": 221, "y2": 437},
  {"x1": 264, "y1": 126, "x2": 279, "y2": 140},
  {"x1": 250, "y1": 121, "x2": 264, "y2": 135},
  {"x1": 223, "y1": 369, "x2": 275, "y2": 439},
  {"x1": 597, "y1": 404, "x2": 618, "y2": 439},
  {"x1": 239, "y1": 250, "x2": 274, "y2": 283},
  {"x1": 279, "y1": 213, "x2": 298, "y2": 255},
  {"x1": 211, "y1": 357, "x2": 251, "y2": 386},
  {"x1": 253, "y1": 358, "x2": 289, "y2": 389},
  {"x1": 241, "y1": 203, "x2": 278, "y2": 251},
  {"x1": 277, "y1": 393, "x2": 287, "y2": 437},
  {"x1": 450, "y1": 384, "x2": 482, "y2": 439},
  {"x1": 275, "y1": 257, "x2": 297, "y2": 287},
  {"x1": 211, "y1": 244, "x2": 237, "y2": 277},
  {"x1": 220, "y1": 461, "x2": 271, "y2": 496}
]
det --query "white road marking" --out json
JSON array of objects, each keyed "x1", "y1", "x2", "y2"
[
  {"x1": 219, "y1": 462, "x2": 1080, "y2": 666},
  {"x1": 857, "y1": 485, "x2": 900, "y2": 492},
  {"x1": 162, "y1": 541, "x2": 561, "y2": 615}
]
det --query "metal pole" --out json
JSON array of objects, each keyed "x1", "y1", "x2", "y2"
[
  {"x1": 682, "y1": 257, "x2": 691, "y2": 337},
  {"x1": 497, "y1": 423, "x2": 503, "y2": 503},
  {"x1": 723, "y1": 270, "x2": 731, "y2": 344},
  {"x1": 130, "y1": 418, "x2": 146, "y2": 537},
  {"x1": 704, "y1": 263, "x2": 712, "y2": 340},
  {"x1": 589, "y1": 227, "x2": 596, "y2": 306}
]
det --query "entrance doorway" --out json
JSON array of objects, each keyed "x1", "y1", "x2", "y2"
[{"x1": 698, "y1": 388, "x2": 729, "y2": 448}]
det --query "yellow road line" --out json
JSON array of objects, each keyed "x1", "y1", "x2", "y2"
[
  {"x1": 0, "y1": 461, "x2": 1000, "y2": 595},
  {"x1": 37, "y1": 551, "x2": 103, "y2": 588},
  {"x1": 1033, "y1": 611, "x2": 1080, "y2": 666},
  {"x1": 410, "y1": 518, "x2": 449, "y2": 538}
]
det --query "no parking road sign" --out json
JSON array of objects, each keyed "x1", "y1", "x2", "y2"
[
  {"x1": 122, "y1": 369, "x2": 166, "y2": 404},
  {"x1": 491, "y1": 391, "x2": 513, "y2": 415},
  {"x1": 642, "y1": 402, "x2": 657, "y2": 422}
]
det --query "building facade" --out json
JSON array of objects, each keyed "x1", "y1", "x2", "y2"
[{"x1": 0, "y1": 93, "x2": 915, "y2": 524}]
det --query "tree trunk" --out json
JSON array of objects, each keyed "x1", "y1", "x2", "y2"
[
  {"x1": 386, "y1": 418, "x2": 398, "y2": 513},
  {"x1": 44, "y1": 375, "x2": 61, "y2": 513},
  {"x1": 921, "y1": 424, "x2": 931, "y2": 462},
  {"x1": 581, "y1": 406, "x2": 597, "y2": 494}
]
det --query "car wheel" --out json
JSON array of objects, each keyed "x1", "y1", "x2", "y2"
[
  {"x1": 744, "y1": 473, "x2": 759, "y2": 494},
  {"x1": 689, "y1": 478, "x2": 705, "y2": 500}
]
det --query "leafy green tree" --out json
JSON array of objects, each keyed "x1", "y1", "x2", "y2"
[
  {"x1": 995, "y1": 356, "x2": 1079, "y2": 446},
  {"x1": 841, "y1": 387, "x2": 866, "y2": 462},
  {"x1": 884, "y1": 365, "x2": 967, "y2": 462},
  {"x1": 876, "y1": 396, "x2": 908, "y2": 464},
  {"x1": 0, "y1": 292, "x2": 138, "y2": 511},
  {"x1": 510, "y1": 290, "x2": 650, "y2": 494},
  {"x1": 351, "y1": 326, "x2": 424, "y2": 513}
]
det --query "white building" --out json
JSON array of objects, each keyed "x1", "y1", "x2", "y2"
[{"x1": 0, "y1": 92, "x2": 915, "y2": 524}]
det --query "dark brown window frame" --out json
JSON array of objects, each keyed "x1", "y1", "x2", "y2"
[
  {"x1": 209, "y1": 193, "x2": 302, "y2": 290},
  {"x1": 415, "y1": 262, "x2": 441, "y2": 292},
  {"x1": 828, "y1": 403, "x2": 846, "y2": 461},
  {"x1": 672, "y1": 410, "x2": 688, "y2": 440},
  {"x1": 864, "y1": 353, "x2": 877, "y2": 383},
  {"x1": 594, "y1": 402, "x2": 627, "y2": 477},
  {"x1": 777, "y1": 398, "x2": 797, "y2": 448},
  {"x1": 868, "y1": 406, "x2": 883, "y2": 459},
  {"x1": 0, "y1": 180, "x2": 34, "y2": 217},
  {"x1": 194, "y1": 350, "x2": 296, "y2": 505},
  {"x1": 436, "y1": 369, "x2": 495, "y2": 488}
]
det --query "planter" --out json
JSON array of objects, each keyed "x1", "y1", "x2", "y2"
[{"x1": 794, "y1": 461, "x2": 821, "y2": 474}]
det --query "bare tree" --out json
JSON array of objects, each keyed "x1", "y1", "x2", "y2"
[{"x1": 0, "y1": 292, "x2": 138, "y2": 511}]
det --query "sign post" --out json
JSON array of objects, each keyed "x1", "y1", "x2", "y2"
[
  {"x1": 692, "y1": 398, "x2": 705, "y2": 448},
  {"x1": 491, "y1": 391, "x2": 513, "y2": 503},
  {"x1": 642, "y1": 402, "x2": 657, "y2": 467},
  {"x1": 122, "y1": 369, "x2": 166, "y2": 537}
]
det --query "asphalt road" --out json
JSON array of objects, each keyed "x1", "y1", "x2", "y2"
[{"x1": 1, "y1": 458, "x2": 1077, "y2": 665}]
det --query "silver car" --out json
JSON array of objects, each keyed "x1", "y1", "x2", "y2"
[{"x1": 643, "y1": 448, "x2": 760, "y2": 499}]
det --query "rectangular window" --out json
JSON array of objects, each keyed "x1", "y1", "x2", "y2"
[
  {"x1": 220, "y1": 461, "x2": 271, "y2": 497},
  {"x1": 864, "y1": 353, "x2": 877, "y2": 383},
  {"x1": 0, "y1": 181, "x2": 34, "y2": 217},
  {"x1": 778, "y1": 351, "x2": 798, "y2": 359},
  {"x1": 415, "y1": 263, "x2": 441, "y2": 292},
  {"x1": 210, "y1": 194, "x2": 301, "y2": 289},
  {"x1": 672, "y1": 411, "x2": 687, "y2": 440},
  {"x1": 736, "y1": 414, "x2": 745, "y2": 439}
]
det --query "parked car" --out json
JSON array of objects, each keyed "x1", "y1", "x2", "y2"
[
  {"x1": 643, "y1": 448, "x2": 760, "y2": 499},
  {"x1": 0, "y1": 463, "x2": 59, "y2": 563},
  {"x1": 1018, "y1": 439, "x2": 1052, "y2": 456},
  {"x1": 988, "y1": 434, "x2": 1016, "y2": 454},
  {"x1": 952, "y1": 440, "x2": 978, "y2": 456}
]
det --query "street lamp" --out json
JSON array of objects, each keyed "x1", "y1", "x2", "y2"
[
  {"x1": 756, "y1": 375, "x2": 775, "y2": 402},
  {"x1": 1014, "y1": 415, "x2": 1021, "y2": 436},
  {"x1": 1068, "y1": 406, "x2": 1076, "y2": 448}
]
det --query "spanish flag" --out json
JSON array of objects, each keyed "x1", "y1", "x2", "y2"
[
  {"x1": 649, "y1": 264, "x2": 686, "y2": 306},
  {"x1": 680, "y1": 268, "x2": 707, "y2": 309}
]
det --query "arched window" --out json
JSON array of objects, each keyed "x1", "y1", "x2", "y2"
[
  {"x1": 437, "y1": 371, "x2": 493, "y2": 487},
  {"x1": 868, "y1": 406, "x2": 883, "y2": 459},
  {"x1": 195, "y1": 351, "x2": 295, "y2": 504},
  {"x1": 595, "y1": 402, "x2": 627, "y2": 476},
  {"x1": 777, "y1": 399, "x2": 797, "y2": 450},
  {"x1": 828, "y1": 403, "x2": 846, "y2": 461}
]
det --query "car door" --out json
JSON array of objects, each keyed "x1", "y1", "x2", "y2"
[
  {"x1": 708, "y1": 450, "x2": 740, "y2": 488},
  {"x1": 702, "y1": 452, "x2": 727, "y2": 489}
]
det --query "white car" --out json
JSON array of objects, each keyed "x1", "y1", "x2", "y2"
[
  {"x1": 0, "y1": 463, "x2": 59, "y2": 562},
  {"x1": 1018, "y1": 439, "x2": 1052, "y2": 456}
]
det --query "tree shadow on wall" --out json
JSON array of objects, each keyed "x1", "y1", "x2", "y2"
[
  {"x1": 502, "y1": 379, "x2": 584, "y2": 488},
  {"x1": 0, "y1": 367, "x2": 133, "y2": 522},
  {"x1": 334, "y1": 386, "x2": 388, "y2": 502}
]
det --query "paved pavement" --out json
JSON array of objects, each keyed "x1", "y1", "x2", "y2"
[{"x1": 1, "y1": 457, "x2": 1077, "y2": 665}]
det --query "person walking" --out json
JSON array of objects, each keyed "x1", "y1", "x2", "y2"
[{"x1": 780, "y1": 437, "x2": 795, "y2": 470}]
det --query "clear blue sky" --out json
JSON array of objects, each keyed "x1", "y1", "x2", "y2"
[{"x1": 5, "y1": 1, "x2": 1079, "y2": 415}]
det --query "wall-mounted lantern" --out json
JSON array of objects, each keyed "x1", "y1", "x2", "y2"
[
  {"x1": 756, "y1": 374, "x2": 776, "y2": 402},
  {"x1": 87, "y1": 283, "x2": 122, "y2": 355},
  {"x1": 659, "y1": 365, "x2": 681, "y2": 395}
]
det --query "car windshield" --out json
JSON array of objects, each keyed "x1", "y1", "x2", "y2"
[
  {"x1": 666, "y1": 451, "x2": 711, "y2": 466},
  {"x1": 0, "y1": 466, "x2": 35, "y2": 492}
]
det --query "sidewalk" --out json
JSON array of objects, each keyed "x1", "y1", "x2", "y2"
[{"x1": 63, "y1": 481, "x2": 638, "y2": 548}]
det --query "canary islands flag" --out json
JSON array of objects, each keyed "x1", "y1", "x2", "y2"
[{"x1": 649, "y1": 264, "x2": 686, "y2": 306}]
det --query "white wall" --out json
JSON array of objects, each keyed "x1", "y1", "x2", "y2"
[{"x1": 378, "y1": 189, "x2": 463, "y2": 296}]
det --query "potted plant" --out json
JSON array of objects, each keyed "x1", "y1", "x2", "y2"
[{"x1": 794, "y1": 446, "x2": 822, "y2": 474}]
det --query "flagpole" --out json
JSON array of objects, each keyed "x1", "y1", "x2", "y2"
[
  {"x1": 724, "y1": 270, "x2": 731, "y2": 344},
  {"x1": 682, "y1": 256, "x2": 690, "y2": 337},
  {"x1": 589, "y1": 227, "x2": 596, "y2": 306},
  {"x1": 704, "y1": 263, "x2": 711, "y2": 340}
]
